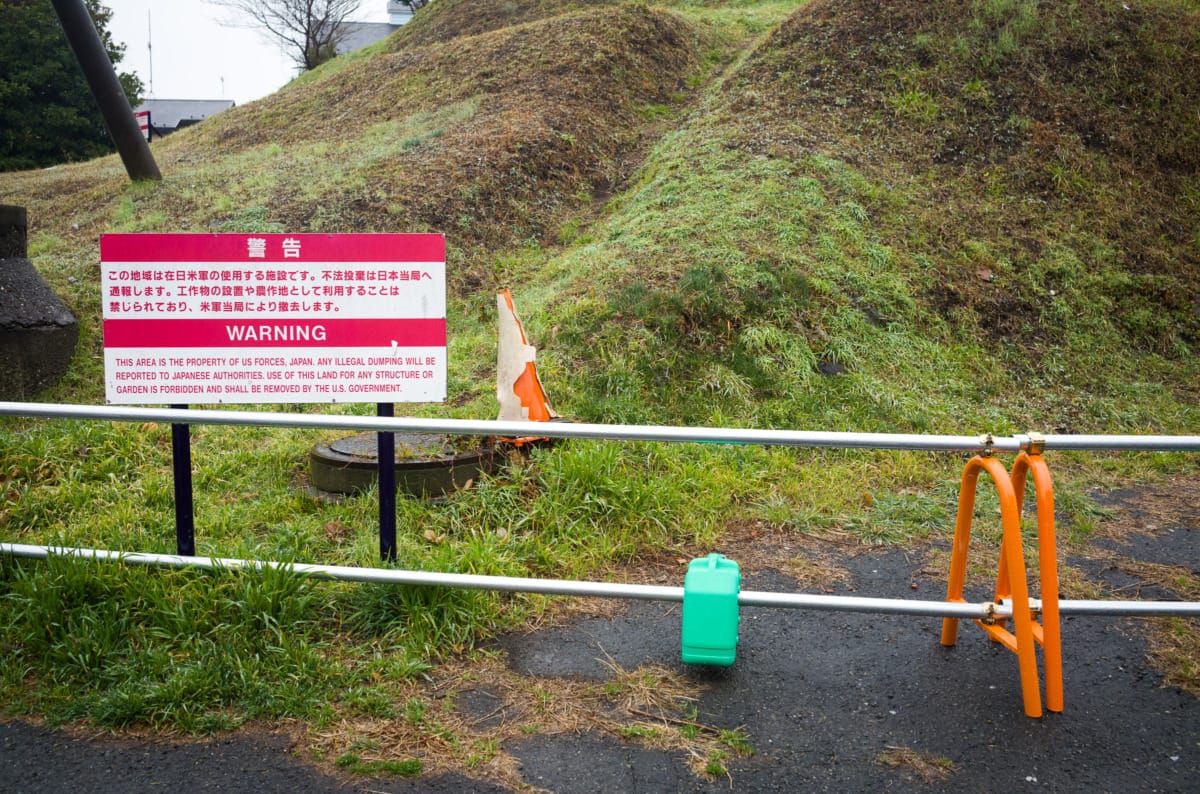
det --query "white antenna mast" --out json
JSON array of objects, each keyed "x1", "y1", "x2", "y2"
[{"x1": 146, "y1": 10, "x2": 154, "y2": 97}]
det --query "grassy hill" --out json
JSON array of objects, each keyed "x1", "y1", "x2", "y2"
[{"x1": 1, "y1": 0, "x2": 1197, "y2": 777}]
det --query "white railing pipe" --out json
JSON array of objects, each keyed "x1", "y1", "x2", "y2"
[
  {"x1": 6, "y1": 544, "x2": 1200, "y2": 619},
  {"x1": 5, "y1": 402, "x2": 1200, "y2": 452}
]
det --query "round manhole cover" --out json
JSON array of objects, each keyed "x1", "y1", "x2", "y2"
[
  {"x1": 310, "y1": 432, "x2": 493, "y2": 497},
  {"x1": 328, "y1": 432, "x2": 451, "y2": 461}
]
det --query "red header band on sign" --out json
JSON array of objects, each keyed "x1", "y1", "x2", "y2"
[
  {"x1": 100, "y1": 233, "x2": 446, "y2": 263},
  {"x1": 103, "y1": 318, "x2": 447, "y2": 348}
]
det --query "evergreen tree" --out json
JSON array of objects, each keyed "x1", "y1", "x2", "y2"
[{"x1": 0, "y1": 0, "x2": 143, "y2": 172}]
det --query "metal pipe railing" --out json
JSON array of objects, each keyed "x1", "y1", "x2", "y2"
[
  {"x1": 0, "y1": 543, "x2": 995, "y2": 618},
  {"x1": 3, "y1": 403, "x2": 1199, "y2": 620},
  {"x1": 6, "y1": 544, "x2": 1200, "y2": 619},
  {"x1": 4, "y1": 401, "x2": 1200, "y2": 452}
]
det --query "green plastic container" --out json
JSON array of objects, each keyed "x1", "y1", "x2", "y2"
[{"x1": 681, "y1": 553, "x2": 741, "y2": 666}]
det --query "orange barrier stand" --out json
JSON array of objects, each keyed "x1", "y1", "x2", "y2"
[
  {"x1": 940, "y1": 452, "x2": 1055, "y2": 718},
  {"x1": 1009, "y1": 450, "x2": 1063, "y2": 713}
]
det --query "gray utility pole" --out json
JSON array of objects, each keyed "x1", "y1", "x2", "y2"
[{"x1": 50, "y1": 0, "x2": 161, "y2": 181}]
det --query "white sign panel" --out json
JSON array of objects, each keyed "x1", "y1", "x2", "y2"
[
  {"x1": 101, "y1": 233, "x2": 446, "y2": 404},
  {"x1": 134, "y1": 110, "x2": 150, "y2": 142}
]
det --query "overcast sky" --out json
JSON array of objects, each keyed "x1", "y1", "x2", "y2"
[{"x1": 103, "y1": 1, "x2": 392, "y2": 105}]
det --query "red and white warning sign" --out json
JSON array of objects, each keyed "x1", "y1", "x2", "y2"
[
  {"x1": 134, "y1": 110, "x2": 151, "y2": 142},
  {"x1": 100, "y1": 233, "x2": 446, "y2": 404}
]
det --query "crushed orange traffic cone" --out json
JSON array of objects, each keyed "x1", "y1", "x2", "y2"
[{"x1": 497, "y1": 290, "x2": 557, "y2": 424}]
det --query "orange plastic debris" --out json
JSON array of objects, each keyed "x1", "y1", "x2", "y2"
[
  {"x1": 496, "y1": 290, "x2": 557, "y2": 446},
  {"x1": 503, "y1": 291, "x2": 554, "y2": 422}
]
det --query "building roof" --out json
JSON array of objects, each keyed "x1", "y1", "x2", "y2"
[
  {"x1": 134, "y1": 99, "x2": 236, "y2": 130},
  {"x1": 336, "y1": 21, "x2": 404, "y2": 55}
]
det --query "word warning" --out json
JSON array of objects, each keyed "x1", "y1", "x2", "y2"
[{"x1": 101, "y1": 233, "x2": 447, "y2": 404}]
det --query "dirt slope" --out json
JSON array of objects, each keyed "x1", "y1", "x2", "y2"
[
  {"x1": 172, "y1": 4, "x2": 700, "y2": 289},
  {"x1": 387, "y1": 0, "x2": 620, "y2": 48},
  {"x1": 724, "y1": 0, "x2": 1200, "y2": 357}
]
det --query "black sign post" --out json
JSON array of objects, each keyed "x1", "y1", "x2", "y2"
[
  {"x1": 169, "y1": 404, "x2": 195, "y2": 556},
  {"x1": 377, "y1": 403, "x2": 397, "y2": 562}
]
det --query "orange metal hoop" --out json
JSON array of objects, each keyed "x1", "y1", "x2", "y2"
[
  {"x1": 940, "y1": 453, "x2": 1061, "y2": 718},
  {"x1": 1010, "y1": 452, "x2": 1063, "y2": 713}
]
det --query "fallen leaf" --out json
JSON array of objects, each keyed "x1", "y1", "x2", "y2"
[{"x1": 323, "y1": 521, "x2": 349, "y2": 542}]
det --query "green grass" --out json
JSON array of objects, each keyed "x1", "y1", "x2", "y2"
[
  {"x1": 0, "y1": 555, "x2": 337, "y2": 730},
  {"x1": 336, "y1": 752, "x2": 423, "y2": 777}
]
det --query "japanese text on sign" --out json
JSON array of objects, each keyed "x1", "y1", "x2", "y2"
[{"x1": 101, "y1": 233, "x2": 447, "y2": 405}]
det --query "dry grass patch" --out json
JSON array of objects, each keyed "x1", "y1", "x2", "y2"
[
  {"x1": 922, "y1": 541, "x2": 1002, "y2": 595},
  {"x1": 307, "y1": 649, "x2": 752, "y2": 787},
  {"x1": 391, "y1": 0, "x2": 620, "y2": 50},
  {"x1": 784, "y1": 554, "x2": 854, "y2": 590},
  {"x1": 1144, "y1": 617, "x2": 1200, "y2": 697},
  {"x1": 1089, "y1": 474, "x2": 1200, "y2": 541},
  {"x1": 1080, "y1": 553, "x2": 1200, "y2": 602},
  {"x1": 1056, "y1": 564, "x2": 1109, "y2": 601},
  {"x1": 686, "y1": 520, "x2": 863, "y2": 589},
  {"x1": 567, "y1": 519, "x2": 864, "y2": 595},
  {"x1": 1070, "y1": 475, "x2": 1200, "y2": 598},
  {"x1": 877, "y1": 745, "x2": 957, "y2": 783},
  {"x1": 1057, "y1": 477, "x2": 1200, "y2": 697}
]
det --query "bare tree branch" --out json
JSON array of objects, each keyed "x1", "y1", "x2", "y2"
[{"x1": 206, "y1": 0, "x2": 363, "y2": 71}]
